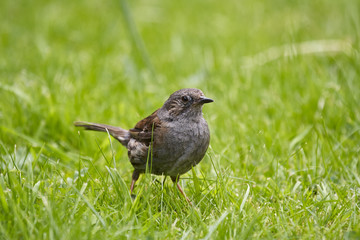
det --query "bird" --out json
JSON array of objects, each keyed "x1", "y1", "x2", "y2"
[{"x1": 74, "y1": 88, "x2": 213, "y2": 203}]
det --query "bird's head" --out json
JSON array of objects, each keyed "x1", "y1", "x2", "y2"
[{"x1": 160, "y1": 88, "x2": 213, "y2": 119}]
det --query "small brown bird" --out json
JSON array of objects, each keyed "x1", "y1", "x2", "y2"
[{"x1": 74, "y1": 88, "x2": 213, "y2": 203}]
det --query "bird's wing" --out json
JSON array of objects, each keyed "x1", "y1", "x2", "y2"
[{"x1": 129, "y1": 109, "x2": 162, "y2": 144}]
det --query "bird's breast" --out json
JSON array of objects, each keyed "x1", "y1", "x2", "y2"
[{"x1": 152, "y1": 117, "x2": 210, "y2": 175}]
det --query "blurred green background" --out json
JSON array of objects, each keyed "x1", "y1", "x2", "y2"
[{"x1": 1, "y1": 0, "x2": 360, "y2": 239}]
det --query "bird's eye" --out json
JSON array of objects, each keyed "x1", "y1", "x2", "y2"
[{"x1": 181, "y1": 96, "x2": 190, "y2": 102}]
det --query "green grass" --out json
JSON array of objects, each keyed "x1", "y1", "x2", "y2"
[{"x1": 1, "y1": 0, "x2": 360, "y2": 239}]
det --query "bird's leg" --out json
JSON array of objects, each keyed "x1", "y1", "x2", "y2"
[
  {"x1": 130, "y1": 170, "x2": 140, "y2": 195},
  {"x1": 171, "y1": 176, "x2": 192, "y2": 206}
]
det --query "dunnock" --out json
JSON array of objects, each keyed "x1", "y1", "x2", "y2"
[{"x1": 74, "y1": 88, "x2": 213, "y2": 203}]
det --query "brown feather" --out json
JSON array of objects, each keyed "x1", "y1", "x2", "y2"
[
  {"x1": 74, "y1": 121, "x2": 130, "y2": 146},
  {"x1": 129, "y1": 110, "x2": 162, "y2": 144}
]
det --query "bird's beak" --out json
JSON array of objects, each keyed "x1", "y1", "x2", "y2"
[{"x1": 198, "y1": 96, "x2": 214, "y2": 104}]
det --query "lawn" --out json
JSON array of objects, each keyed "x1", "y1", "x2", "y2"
[{"x1": 1, "y1": 0, "x2": 360, "y2": 239}]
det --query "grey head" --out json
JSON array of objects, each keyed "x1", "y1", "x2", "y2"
[{"x1": 158, "y1": 88, "x2": 213, "y2": 120}]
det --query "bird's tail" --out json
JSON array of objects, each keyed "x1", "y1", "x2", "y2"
[{"x1": 74, "y1": 121, "x2": 130, "y2": 146}]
